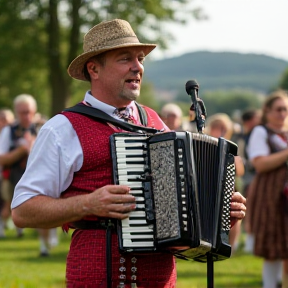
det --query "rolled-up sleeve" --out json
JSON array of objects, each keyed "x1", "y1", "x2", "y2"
[{"x1": 11, "y1": 114, "x2": 83, "y2": 208}]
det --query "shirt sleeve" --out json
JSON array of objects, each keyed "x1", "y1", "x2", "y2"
[
  {"x1": 0, "y1": 126, "x2": 12, "y2": 155},
  {"x1": 246, "y1": 126, "x2": 270, "y2": 160},
  {"x1": 11, "y1": 114, "x2": 83, "y2": 208}
]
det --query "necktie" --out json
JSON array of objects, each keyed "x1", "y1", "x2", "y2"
[{"x1": 113, "y1": 107, "x2": 135, "y2": 124}]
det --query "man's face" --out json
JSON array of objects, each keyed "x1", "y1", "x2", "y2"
[
  {"x1": 15, "y1": 102, "x2": 36, "y2": 128},
  {"x1": 93, "y1": 47, "x2": 145, "y2": 106}
]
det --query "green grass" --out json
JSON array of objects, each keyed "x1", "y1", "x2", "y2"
[{"x1": 0, "y1": 228, "x2": 264, "y2": 288}]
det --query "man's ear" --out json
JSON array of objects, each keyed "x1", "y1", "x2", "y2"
[{"x1": 86, "y1": 62, "x2": 99, "y2": 79}]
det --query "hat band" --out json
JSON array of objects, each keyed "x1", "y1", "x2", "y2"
[{"x1": 86, "y1": 36, "x2": 141, "y2": 52}]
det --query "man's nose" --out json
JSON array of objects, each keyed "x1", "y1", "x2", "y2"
[{"x1": 131, "y1": 59, "x2": 144, "y2": 73}]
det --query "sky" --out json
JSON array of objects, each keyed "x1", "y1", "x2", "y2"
[{"x1": 153, "y1": 0, "x2": 288, "y2": 62}]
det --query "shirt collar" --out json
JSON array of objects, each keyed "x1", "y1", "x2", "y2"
[{"x1": 83, "y1": 91, "x2": 139, "y2": 120}]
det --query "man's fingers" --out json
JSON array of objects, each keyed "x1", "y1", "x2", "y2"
[
  {"x1": 105, "y1": 185, "x2": 131, "y2": 194},
  {"x1": 107, "y1": 203, "x2": 136, "y2": 219},
  {"x1": 113, "y1": 194, "x2": 135, "y2": 204},
  {"x1": 231, "y1": 191, "x2": 246, "y2": 204},
  {"x1": 108, "y1": 211, "x2": 131, "y2": 220},
  {"x1": 230, "y1": 201, "x2": 246, "y2": 212},
  {"x1": 230, "y1": 210, "x2": 246, "y2": 220}
]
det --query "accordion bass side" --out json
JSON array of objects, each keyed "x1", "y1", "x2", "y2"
[{"x1": 110, "y1": 131, "x2": 237, "y2": 261}]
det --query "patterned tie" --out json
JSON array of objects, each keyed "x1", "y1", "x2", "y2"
[{"x1": 113, "y1": 107, "x2": 135, "y2": 124}]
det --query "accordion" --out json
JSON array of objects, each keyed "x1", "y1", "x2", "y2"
[{"x1": 110, "y1": 131, "x2": 237, "y2": 262}]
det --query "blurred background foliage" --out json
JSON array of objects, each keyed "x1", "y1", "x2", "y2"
[
  {"x1": 0, "y1": 0, "x2": 287, "y2": 118},
  {"x1": 0, "y1": 0, "x2": 204, "y2": 116}
]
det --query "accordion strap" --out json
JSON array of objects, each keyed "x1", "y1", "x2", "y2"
[{"x1": 64, "y1": 103, "x2": 160, "y2": 134}]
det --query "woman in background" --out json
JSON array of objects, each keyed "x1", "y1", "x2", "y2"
[{"x1": 246, "y1": 90, "x2": 288, "y2": 288}]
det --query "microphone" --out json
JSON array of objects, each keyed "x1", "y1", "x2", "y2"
[{"x1": 185, "y1": 80, "x2": 206, "y2": 133}]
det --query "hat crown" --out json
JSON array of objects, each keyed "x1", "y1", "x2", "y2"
[
  {"x1": 67, "y1": 18, "x2": 156, "y2": 81},
  {"x1": 83, "y1": 19, "x2": 139, "y2": 53}
]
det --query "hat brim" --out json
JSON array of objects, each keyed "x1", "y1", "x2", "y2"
[{"x1": 67, "y1": 43, "x2": 156, "y2": 81}]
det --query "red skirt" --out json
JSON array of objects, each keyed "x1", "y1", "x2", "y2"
[{"x1": 66, "y1": 229, "x2": 177, "y2": 288}]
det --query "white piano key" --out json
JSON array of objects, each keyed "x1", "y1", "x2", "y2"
[
  {"x1": 134, "y1": 197, "x2": 145, "y2": 202},
  {"x1": 130, "y1": 190, "x2": 143, "y2": 195},
  {"x1": 129, "y1": 211, "x2": 146, "y2": 217},
  {"x1": 118, "y1": 174, "x2": 141, "y2": 181},
  {"x1": 116, "y1": 142, "x2": 146, "y2": 148},
  {"x1": 123, "y1": 240, "x2": 154, "y2": 247},
  {"x1": 116, "y1": 148, "x2": 145, "y2": 154},
  {"x1": 118, "y1": 181, "x2": 143, "y2": 187},
  {"x1": 122, "y1": 226, "x2": 153, "y2": 233},
  {"x1": 117, "y1": 164, "x2": 145, "y2": 170},
  {"x1": 117, "y1": 157, "x2": 145, "y2": 163},
  {"x1": 116, "y1": 136, "x2": 147, "y2": 141},
  {"x1": 122, "y1": 234, "x2": 153, "y2": 239},
  {"x1": 136, "y1": 204, "x2": 145, "y2": 209},
  {"x1": 122, "y1": 218, "x2": 147, "y2": 226}
]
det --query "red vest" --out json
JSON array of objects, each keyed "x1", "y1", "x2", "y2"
[
  {"x1": 61, "y1": 106, "x2": 167, "y2": 204},
  {"x1": 61, "y1": 112, "x2": 115, "y2": 198},
  {"x1": 61, "y1": 109, "x2": 176, "y2": 288}
]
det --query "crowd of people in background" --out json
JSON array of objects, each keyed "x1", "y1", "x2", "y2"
[
  {"x1": 1, "y1": 87, "x2": 288, "y2": 287},
  {"x1": 160, "y1": 89, "x2": 288, "y2": 288},
  {"x1": 0, "y1": 94, "x2": 58, "y2": 256}
]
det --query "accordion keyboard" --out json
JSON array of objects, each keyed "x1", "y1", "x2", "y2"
[{"x1": 114, "y1": 135, "x2": 155, "y2": 250}]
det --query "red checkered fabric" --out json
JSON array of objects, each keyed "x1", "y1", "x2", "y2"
[{"x1": 66, "y1": 230, "x2": 176, "y2": 288}]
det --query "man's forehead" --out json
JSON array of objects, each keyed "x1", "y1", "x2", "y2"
[
  {"x1": 108, "y1": 47, "x2": 146, "y2": 57},
  {"x1": 15, "y1": 102, "x2": 34, "y2": 111}
]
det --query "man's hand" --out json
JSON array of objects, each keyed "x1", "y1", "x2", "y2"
[
  {"x1": 230, "y1": 191, "x2": 246, "y2": 227},
  {"x1": 84, "y1": 185, "x2": 136, "y2": 219}
]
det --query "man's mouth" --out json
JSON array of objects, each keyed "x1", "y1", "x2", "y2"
[{"x1": 125, "y1": 79, "x2": 140, "y2": 84}]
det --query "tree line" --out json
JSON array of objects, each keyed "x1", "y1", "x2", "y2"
[{"x1": 0, "y1": 0, "x2": 287, "y2": 118}]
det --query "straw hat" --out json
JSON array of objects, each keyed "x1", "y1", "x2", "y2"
[{"x1": 68, "y1": 19, "x2": 157, "y2": 81}]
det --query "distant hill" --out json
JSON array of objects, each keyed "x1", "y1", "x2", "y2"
[{"x1": 144, "y1": 51, "x2": 288, "y2": 98}]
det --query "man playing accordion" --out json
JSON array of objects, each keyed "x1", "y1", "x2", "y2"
[{"x1": 11, "y1": 19, "x2": 246, "y2": 288}]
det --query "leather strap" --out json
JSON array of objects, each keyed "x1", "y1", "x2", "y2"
[{"x1": 64, "y1": 103, "x2": 160, "y2": 134}]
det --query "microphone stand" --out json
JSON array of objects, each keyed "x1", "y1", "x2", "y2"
[
  {"x1": 192, "y1": 99, "x2": 214, "y2": 288},
  {"x1": 207, "y1": 253, "x2": 214, "y2": 288},
  {"x1": 187, "y1": 81, "x2": 214, "y2": 287},
  {"x1": 188, "y1": 84, "x2": 206, "y2": 134}
]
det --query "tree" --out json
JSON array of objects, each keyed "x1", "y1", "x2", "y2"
[{"x1": 0, "y1": 0, "x2": 204, "y2": 116}]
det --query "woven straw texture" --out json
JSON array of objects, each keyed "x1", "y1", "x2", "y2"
[{"x1": 68, "y1": 19, "x2": 156, "y2": 81}]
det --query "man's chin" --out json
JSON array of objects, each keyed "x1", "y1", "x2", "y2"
[{"x1": 121, "y1": 92, "x2": 140, "y2": 102}]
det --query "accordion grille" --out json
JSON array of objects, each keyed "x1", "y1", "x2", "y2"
[
  {"x1": 149, "y1": 140, "x2": 180, "y2": 240},
  {"x1": 222, "y1": 163, "x2": 236, "y2": 231}
]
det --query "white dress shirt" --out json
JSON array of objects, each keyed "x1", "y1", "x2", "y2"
[
  {"x1": 11, "y1": 91, "x2": 140, "y2": 208},
  {"x1": 246, "y1": 125, "x2": 288, "y2": 160},
  {"x1": 0, "y1": 125, "x2": 13, "y2": 155}
]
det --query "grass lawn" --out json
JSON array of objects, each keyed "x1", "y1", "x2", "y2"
[{"x1": 0, "y1": 227, "x2": 264, "y2": 288}]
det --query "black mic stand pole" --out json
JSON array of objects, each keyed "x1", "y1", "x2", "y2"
[
  {"x1": 186, "y1": 81, "x2": 206, "y2": 134},
  {"x1": 186, "y1": 80, "x2": 214, "y2": 288},
  {"x1": 207, "y1": 253, "x2": 214, "y2": 288}
]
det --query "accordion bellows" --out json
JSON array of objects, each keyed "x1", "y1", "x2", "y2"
[{"x1": 110, "y1": 131, "x2": 237, "y2": 262}]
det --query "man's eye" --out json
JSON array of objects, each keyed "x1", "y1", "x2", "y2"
[{"x1": 139, "y1": 58, "x2": 145, "y2": 64}]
